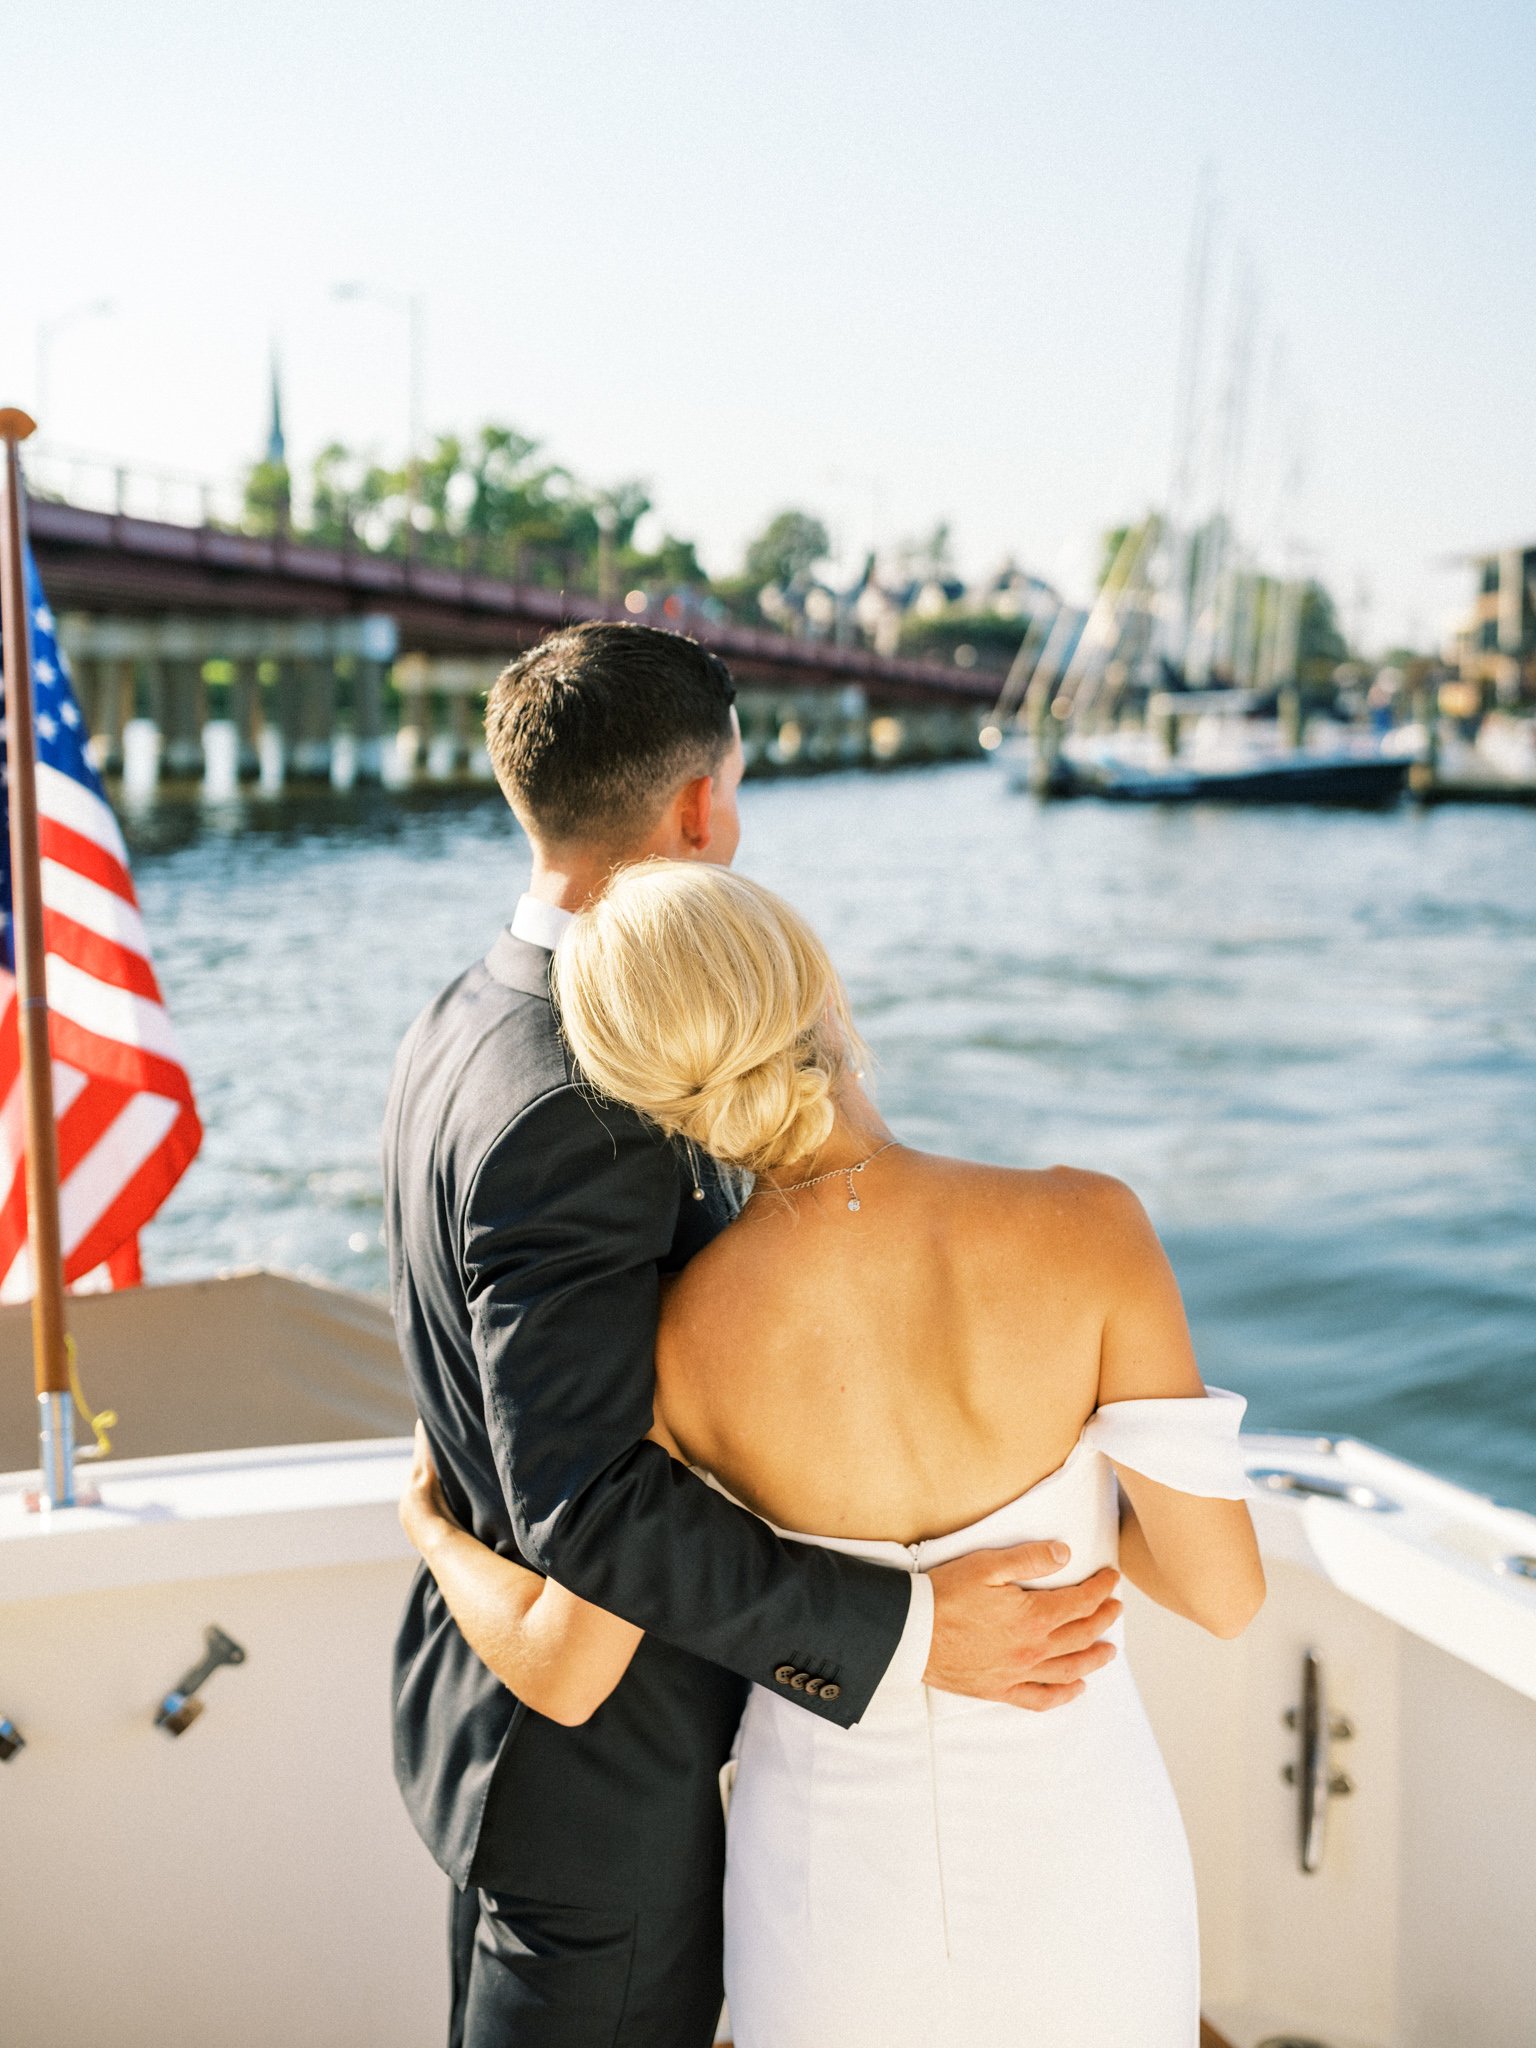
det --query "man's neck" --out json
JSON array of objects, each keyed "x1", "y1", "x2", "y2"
[{"x1": 526, "y1": 850, "x2": 618, "y2": 915}]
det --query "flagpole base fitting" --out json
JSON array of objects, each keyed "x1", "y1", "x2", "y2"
[
  {"x1": 23, "y1": 1484, "x2": 101, "y2": 1513},
  {"x1": 24, "y1": 1391, "x2": 98, "y2": 1511}
]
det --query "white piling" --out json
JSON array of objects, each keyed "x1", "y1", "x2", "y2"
[
  {"x1": 385, "y1": 726, "x2": 419, "y2": 788},
  {"x1": 380, "y1": 731, "x2": 414, "y2": 790},
  {"x1": 121, "y1": 718, "x2": 163, "y2": 803},
  {"x1": 426, "y1": 734, "x2": 457, "y2": 781},
  {"x1": 257, "y1": 728, "x2": 286, "y2": 795},
  {"x1": 330, "y1": 732, "x2": 358, "y2": 792},
  {"x1": 201, "y1": 720, "x2": 240, "y2": 802}
]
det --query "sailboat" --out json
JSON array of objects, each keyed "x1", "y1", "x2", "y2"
[
  {"x1": 2, "y1": 414, "x2": 1533, "y2": 2048},
  {"x1": 995, "y1": 180, "x2": 1415, "y2": 812},
  {"x1": 993, "y1": 535, "x2": 1414, "y2": 811}
]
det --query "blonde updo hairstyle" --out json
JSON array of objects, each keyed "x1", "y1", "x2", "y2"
[{"x1": 551, "y1": 862, "x2": 865, "y2": 1177}]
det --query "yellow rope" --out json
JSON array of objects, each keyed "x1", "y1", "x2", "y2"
[{"x1": 67, "y1": 1335, "x2": 117, "y2": 1459}]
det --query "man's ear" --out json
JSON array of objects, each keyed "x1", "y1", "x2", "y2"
[{"x1": 674, "y1": 772, "x2": 716, "y2": 855}]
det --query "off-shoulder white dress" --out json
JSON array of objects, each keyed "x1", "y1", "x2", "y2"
[{"x1": 722, "y1": 1391, "x2": 1248, "y2": 2047}]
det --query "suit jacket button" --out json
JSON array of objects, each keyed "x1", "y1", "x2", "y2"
[
  {"x1": 774, "y1": 1665, "x2": 796, "y2": 1687},
  {"x1": 789, "y1": 1671, "x2": 808, "y2": 1690},
  {"x1": 804, "y1": 1677, "x2": 824, "y2": 1697},
  {"x1": 820, "y1": 1682, "x2": 842, "y2": 1703}
]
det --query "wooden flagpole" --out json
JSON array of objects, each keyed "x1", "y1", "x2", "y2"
[{"x1": 0, "y1": 406, "x2": 77, "y2": 1510}]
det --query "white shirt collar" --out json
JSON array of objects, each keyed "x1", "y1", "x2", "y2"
[{"x1": 509, "y1": 893, "x2": 577, "y2": 954}]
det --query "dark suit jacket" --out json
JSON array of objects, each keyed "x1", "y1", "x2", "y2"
[{"x1": 384, "y1": 928, "x2": 911, "y2": 1899}]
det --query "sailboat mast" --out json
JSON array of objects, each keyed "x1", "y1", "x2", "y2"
[
  {"x1": 0, "y1": 408, "x2": 76, "y2": 1511},
  {"x1": 1167, "y1": 169, "x2": 1214, "y2": 677}
]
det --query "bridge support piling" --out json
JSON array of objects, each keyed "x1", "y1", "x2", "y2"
[
  {"x1": 272, "y1": 659, "x2": 303, "y2": 772},
  {"x1": 80, "y1": 655, "x2": 130, "y2": 775},
  {"x1": 425, "y1": 691, "x2": 457, "y2": 781},
  {"x1": 163, "y1": 660, "x2": 204, "y2": 780},
  {"x1": 450, "y1": 689, "x2": 478, "y2": 777},
  {"x1": 292, "y1": 659, "x2": 334, "y2": 782},
  {"x1": 232, "y1": 659, "x2": 261, "y2": 782},
  {"x1": 330, "y1": 657, "x2": 358, "y2": 789},
  {"x1": 355, "y1": 659, "x2": 385, "y2": 784}
]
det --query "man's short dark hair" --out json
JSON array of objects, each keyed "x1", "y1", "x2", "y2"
[{"x1": 484, "y1": 622, "x2": 738, "y2": 848}]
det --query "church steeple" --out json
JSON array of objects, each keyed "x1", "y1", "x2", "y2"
[{"x1": 265, "y1": 346, "x2": 286, "y2": 468}]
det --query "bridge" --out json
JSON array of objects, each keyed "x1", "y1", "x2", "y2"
[
  {"x1": 25, "y1": 474, "x2": 993, "y2": 793},
  {"x1": 28, "y1": 495, "x2": 993, "y2": 709}
]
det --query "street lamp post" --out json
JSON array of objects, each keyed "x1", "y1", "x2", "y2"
[
  {"x1": 34, "y1": 298, "x2": 113, "y2": 440},
  {"x1": 333, "y1": 282, "x2": 425, "y2": 543}
]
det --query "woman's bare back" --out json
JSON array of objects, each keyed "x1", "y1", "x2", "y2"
[{"x1": 655, "y1": 1150, "x2": 1189, "y2": 1547}]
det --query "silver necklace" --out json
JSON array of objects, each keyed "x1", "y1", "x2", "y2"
[{"x1": 775, "y1": 1140, "x2": 898, "y2": 1213}]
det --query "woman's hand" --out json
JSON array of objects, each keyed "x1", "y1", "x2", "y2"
[{"x1": 399, "y1": 1419, "x2": 460, "y2": 1556}]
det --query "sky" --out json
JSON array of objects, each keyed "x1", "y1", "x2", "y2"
[{"x1": 5, "y1": 0, "x2": 1535, "y2": 649}]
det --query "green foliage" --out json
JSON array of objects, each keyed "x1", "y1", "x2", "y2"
[
  {"x1": 243, "y1": 458, "x2": 292, "y2": 536},
  {"x1": 1296, "y1": 579, "x2": 1348, "y2": 683},
  {"x1": 244, "y1": 424, "x2": 707, "y2": 596},
  {"x1": 743, "y1": 509, "x2": 830, "y2": 590},
  {"x1": 628, "y1": 532, "x2": 708, "y2": 587},
  {"x1": 896, "y1": 610, "x2": 1027, "y2": 669}
]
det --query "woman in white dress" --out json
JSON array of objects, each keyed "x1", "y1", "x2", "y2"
[{"x1": 400, "y1": 862, "x2": 1265, "y2": 2047}]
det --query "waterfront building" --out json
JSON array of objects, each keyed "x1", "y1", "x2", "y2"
[{"x1": 1452, "y1": 541, "x2": 1536, "y2": 706}]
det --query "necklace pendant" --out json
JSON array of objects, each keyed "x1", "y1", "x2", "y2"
[{"x1": 847, "y1": 1196, "x2": 861, "y2": 1212}]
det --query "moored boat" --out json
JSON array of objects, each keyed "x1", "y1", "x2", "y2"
[{"x1": 1004, "y1": 699, "x2": 1415, "y2": 808}]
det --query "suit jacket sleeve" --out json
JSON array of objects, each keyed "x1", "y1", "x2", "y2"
[{"x1": 461, "y1": 1080, "x2": 912, "y2": 1726}]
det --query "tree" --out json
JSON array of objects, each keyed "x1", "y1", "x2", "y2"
[
  {"x1": 243, "y1": 457, "x2": 292, "y2": 536},
  {"x1": 743, "y1": 509, "x2": 830, "y2": 590},
  {"x1": 1295, "y1": 579, "x2": 1348, "y2": 684}
]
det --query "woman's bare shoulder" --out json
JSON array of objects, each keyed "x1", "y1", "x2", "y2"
[
  {"x1": 661, "y1": 1153, "x2": 1155, "y2": 1319},
  {"x1": 920, "y1": 1152, "x2": 1146, "y2": 1228}
]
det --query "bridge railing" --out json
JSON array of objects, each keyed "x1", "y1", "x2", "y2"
[{"x1": 26, "y1": 446, "x2": 252, "y2": 533}]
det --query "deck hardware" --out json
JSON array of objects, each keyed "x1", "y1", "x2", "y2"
[
  {"x1": 0, "y1": 1715, "x2": 23, "y2": 1761},
  {"x1": 155, "y1": 1625, "x2": 246, "y2": 1736},
  {"x1": 1281, "y1": 1649, "x2": 1353, "y2": 1874},
  {"x1": 1248, "y1": 1467, "x2": 1400, "y2": 1513},
  {"x1": 1497, "y1": 1554, "x2": 1536, "y2": 1581}
]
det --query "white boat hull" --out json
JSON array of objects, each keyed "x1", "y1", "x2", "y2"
[{"x1": 2, "y1": 1277, "x2": 1534, "y2": 2047}]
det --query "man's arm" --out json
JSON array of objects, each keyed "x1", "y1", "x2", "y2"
[{"x1": 462, "y1": 1082, "x2": 913, "y2": 1726}]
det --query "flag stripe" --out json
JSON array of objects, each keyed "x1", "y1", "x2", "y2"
[
  {"x1": 40, "y1": 857, "x2": 152, "y2": 954},
  {"x1": 65, "y1": 1103, "x2": 201, "y2": 1282},
  {"x1": 36, "y1": 761, "x2": 130, "y2": 864},
  {"x1": 46, "y1": 1010, "x2": 198, "y2": 1107},
  {"x1": 43, "y1": 909, "x2": 165, "y2": 1004},
  {"x1": 38, "y1": 817, "x2": 138, "y2": 907},
  {"x1": 61, "y1": 1091, "x2": 181, "y2": 1249},
  {"x1": 44, "y1": 955, "x2": 188, "y2": 1066}
]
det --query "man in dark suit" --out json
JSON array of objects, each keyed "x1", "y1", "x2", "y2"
[{"x1": 384, "y1": 623, "x2": 1120, "y2": 2046}]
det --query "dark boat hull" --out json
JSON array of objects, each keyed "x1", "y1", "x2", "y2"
[{"x1": 1073, "y1": 754, "x2": 1411, "y2": 809}]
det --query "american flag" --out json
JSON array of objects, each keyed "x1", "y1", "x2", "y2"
[{"x1": 0, "y1": 544, "x2": 201, "y2": 1298}]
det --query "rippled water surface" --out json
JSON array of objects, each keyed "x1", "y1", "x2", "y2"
[{"x1": 128, "y1": 769, "x2": 1536, "y2": 1510}]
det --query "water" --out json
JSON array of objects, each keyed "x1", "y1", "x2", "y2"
[{"x1": 127, "y1": 769, "x2": 1536, "y2": 1512}]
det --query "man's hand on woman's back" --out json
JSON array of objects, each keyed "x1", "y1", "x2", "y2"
[{"x1": 924, "y1": 1541, "x2": 1122, "y2": 1710}]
